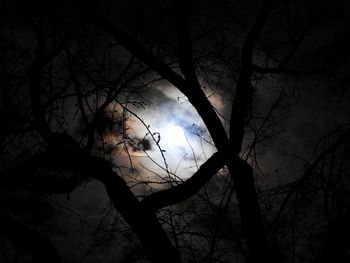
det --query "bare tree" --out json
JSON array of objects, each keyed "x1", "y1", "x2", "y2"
[{"x1": 1, "y1": 0, "x2": 350, "y2": 262}]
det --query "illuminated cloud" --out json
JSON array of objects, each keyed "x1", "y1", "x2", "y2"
[{"x1": 122, "y1": 84, "x2": 218, "y2": 182}]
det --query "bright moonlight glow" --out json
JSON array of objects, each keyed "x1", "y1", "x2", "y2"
[
  {"x1": 162, "y1": 124, "x2": 188, "y2": 148},
  {"x1": 126, "y1": 85, "x2": 218, "y2": 179}
]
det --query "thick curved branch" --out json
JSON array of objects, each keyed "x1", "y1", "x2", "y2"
[
  {"x1": 54, "y1": 150, "x2": 181, "y2": 263},
  {"x1": 173, "y1": 0, "x2": 198, "y2": 83},
  {"x1": 141, "y1": 152, "x2": 225, "y2": 212},
  {"x1": 229, "y1": 0, "x2": 276, "y2": 154},
  {"x1": 0, "y1": 153, "x2": 78, "y2": 194}
]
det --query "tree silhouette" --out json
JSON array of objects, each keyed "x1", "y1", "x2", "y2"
[{"x1": 1, "y1": 0, "x2": 350, "y2": 262}]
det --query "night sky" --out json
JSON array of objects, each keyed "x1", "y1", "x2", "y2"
[{"x1": 1, "y1": 0, "x2": 350, "y2": 262}]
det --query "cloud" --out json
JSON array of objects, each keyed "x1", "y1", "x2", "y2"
[{"x1": 120, "y1": 84, "x2": 217, "y2": 183}]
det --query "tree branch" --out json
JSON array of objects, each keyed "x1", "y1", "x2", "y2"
[
  {"x1": 83, "y1": 2, "x2": 277, "y2": 262},
  {"x1": 82, "y1": 3, "x2": 230, "y2": 156},
  {"x1": 229, "y1": 0, "x2": 277, "y2": 154},
  {"x1": 141, "y1": 152, "x2": 225, "y2": 212},
  {"x1": 28, "y1": 12, "x2": 181, "y2": 262},
  {"x1": 173, "y1": 0, "x2": 198, "y2": 83},
  {"x1": 55, "y1": 149, "x2": 181, "y2": 263},
  {"x1": 227, "y1": 1, "x2": 277, "y2": 262}
]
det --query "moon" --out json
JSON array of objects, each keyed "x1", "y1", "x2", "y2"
[{"x1": 161, "y1": 124, "x2": 188, "y2": 148}]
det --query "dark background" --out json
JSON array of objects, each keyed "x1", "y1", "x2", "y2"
[{"x1": 1, "y1": 0, "x2": 350, "y2": 262}]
